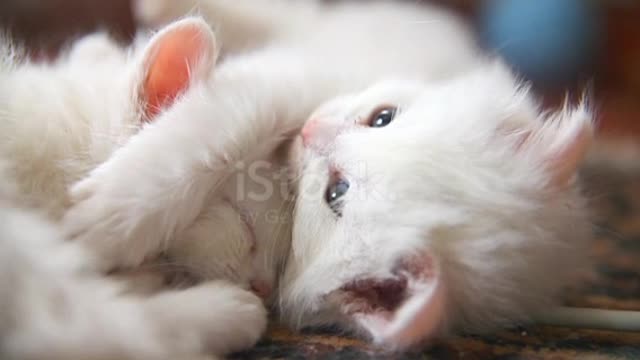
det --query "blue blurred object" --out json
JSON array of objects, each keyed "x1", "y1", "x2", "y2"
[{"x1": 479, "y1": 0, "x2": 602, "y2": 87}]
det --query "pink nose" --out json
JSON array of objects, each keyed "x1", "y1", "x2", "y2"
[
  {"x1": 301, "y1": 117, "x2": 337, "y2": 149},
  {"x1": 301, "y1": 118, "x2": 320, "y2": 147}
]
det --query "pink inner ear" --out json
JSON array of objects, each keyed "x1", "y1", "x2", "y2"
[
  {"x1": 380, "y1": 278, "x2": 446, "y2": 347},
  {"x1": 142, "y1": 23, "x2": 213, "y2": 120},
  {"x1": 349, "y1": 253, "x2": 446, "y2": 349},
  {"x1": 355, "y1": 278, "x2": 445, "y2": 349}
]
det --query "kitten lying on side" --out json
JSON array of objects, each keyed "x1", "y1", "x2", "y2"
[
  {"x1": 0, "y1": 20, "x2": 268, "y2": 359},
  {"x1": 67, "y1": 0, "x2": 592, "y2": 349}
]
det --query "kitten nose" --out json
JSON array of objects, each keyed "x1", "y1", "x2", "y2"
[
  {"x1": 301, "y1": 117, "x2": 336, "y2": 149},
  {"x1": 301, "y1": 118, "x2": 319, "y2": 147}
]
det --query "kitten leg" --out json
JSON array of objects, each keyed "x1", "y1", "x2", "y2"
[
  {"x1": 1, "y1": 206, "x2": 266, "y2": 360},
  {"x1": 5, "y1": 281, "x2": 267, "y2": 360},
  {"x1": 5, "y1": 268, "x2": 267, "y2": 359},
  {"x1": 63, "y1": 51, "x2": 330, "y2": 269},
  {"x1": 145, "y1": 280, "x2": 268, "y2": 356}
]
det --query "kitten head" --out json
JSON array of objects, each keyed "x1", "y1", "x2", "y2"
[{"x1": 279, "y1": 61, "x2": 592, "y2": 349}]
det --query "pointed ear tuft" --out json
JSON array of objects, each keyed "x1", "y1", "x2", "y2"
[
  {"x1": 545, "y1": 107, "x2": 593, "y2": 187},
  {"x1": 511, "y1": 104, "x2": 593, "y2": 188},
  {"x1": 138, "y1": 17, "x2": 217, "y2": 120}
]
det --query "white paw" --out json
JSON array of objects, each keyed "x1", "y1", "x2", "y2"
[
  {"x1": 63, "y1": 165, "x2": 158, "y2": 270},
  {"x1": 150, "y1": 281, "x2": 268, "y2": 355},
  {"x1": 204, "y1": 283, "x2": 269, "y2": 354}
]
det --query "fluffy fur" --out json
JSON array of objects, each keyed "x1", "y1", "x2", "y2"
[
  {"x1": 281, "y1": 65, "x2": 593, "y2": 346},
  {"x1": 0, "y1": 0, "x2": 592, "y2": 355},
  {"x1": 0, "y1": 18, "x2": 270, "y2": 285},
  {"x1": 0, "y1": 164, "x2": 266, "y2": 359},
  {"x1": 124, "y1": 0, "x2": 592, "y2": 349},
  {"x1": 130, "y1": 0, "x2": 592, "y2": 348},
  {"x1": 0, "y1": 21, "x2": 269, "y2": 359},
  {"x1": 65, "y1": 0, "x2": 479, "y2": 298}
]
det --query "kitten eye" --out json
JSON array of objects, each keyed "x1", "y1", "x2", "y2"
[
  {"x1": 325, "y1": 178, "x2": 350, "y2": 216},
  {"x1": 368, "y1": 106, "x2": 397, "y2": 128}
]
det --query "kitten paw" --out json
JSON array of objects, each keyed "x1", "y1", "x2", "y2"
[
  {"x1": 63, "y1": 166, "x2": 159, "y2": 270},
  {"x1": 150, "y1": 281, "x2": 268, "y2": 355},
  {"x1": 203, "y1": 283, "x2": 269, "y2": 353}
]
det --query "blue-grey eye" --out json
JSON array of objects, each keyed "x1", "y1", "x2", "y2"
[
  {"x1": 325, "y1": 178, "x2": 349, "y2": 216},
  {"x1": 369, "y1": 107, "x2": 397, "y2": 128}
]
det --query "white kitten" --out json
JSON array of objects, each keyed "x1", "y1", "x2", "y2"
[
  {"x1": 75, "y1": 0, "x2": 592, "y2": 350},
  {"x1": 0, "y1": 20, "x2": 268, "y2": 359}
]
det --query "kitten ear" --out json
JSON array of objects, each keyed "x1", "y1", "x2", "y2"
[
  {"x1": 351, "y1": 253, "x2": 446, "y2": 349},
  {"x1": 511, "y1": 105, "x2": 593, "y2": 188},
  {"x1": 545, "y1": 109, "x2": 593, "y2": 187},
  {"x1": 137, "y1": 17, "x2": 217, "y2": 120}
]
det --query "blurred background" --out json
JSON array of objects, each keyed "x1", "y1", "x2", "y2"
[{"x1": 1, "y1": 0, "x2": 639, "y2": 147}]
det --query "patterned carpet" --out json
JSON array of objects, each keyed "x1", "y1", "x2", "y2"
[{"x1": 234, "y1": 169, "x2": 640, "y2": 359}]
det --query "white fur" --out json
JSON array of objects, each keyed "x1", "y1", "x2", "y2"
[
  {"x1": 130, "y1": 0, "x2": 593, "y2": 348},
  {"x1": 0, "y1": 22, "x2": 269, "y2": 358},
  {"x1": 69, "y1": 0, "x2": 592, "y2": 349},
  {"x1": 0, "y1": 166, "x2": 266, "y2": 359},
  {"x1": 0, "y1": 19, "x2": 268, "y2": 283},
  {"x1": 281, "y1": 64, "x2": 593, "y2": 342},
  {"x1": 0, "y1": 33, "x2": 135, "y2": 220},
  {"x1": 67, "y1": 0, "x2": 478, "y2": 288}
]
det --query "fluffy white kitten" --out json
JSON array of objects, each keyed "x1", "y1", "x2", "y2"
[
  {"x1": 71, "y1": 0, "x2": 592, "y2": 349},
  {"x1": 0, "y1": 20, "x2": 269, "y2": 359}
]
